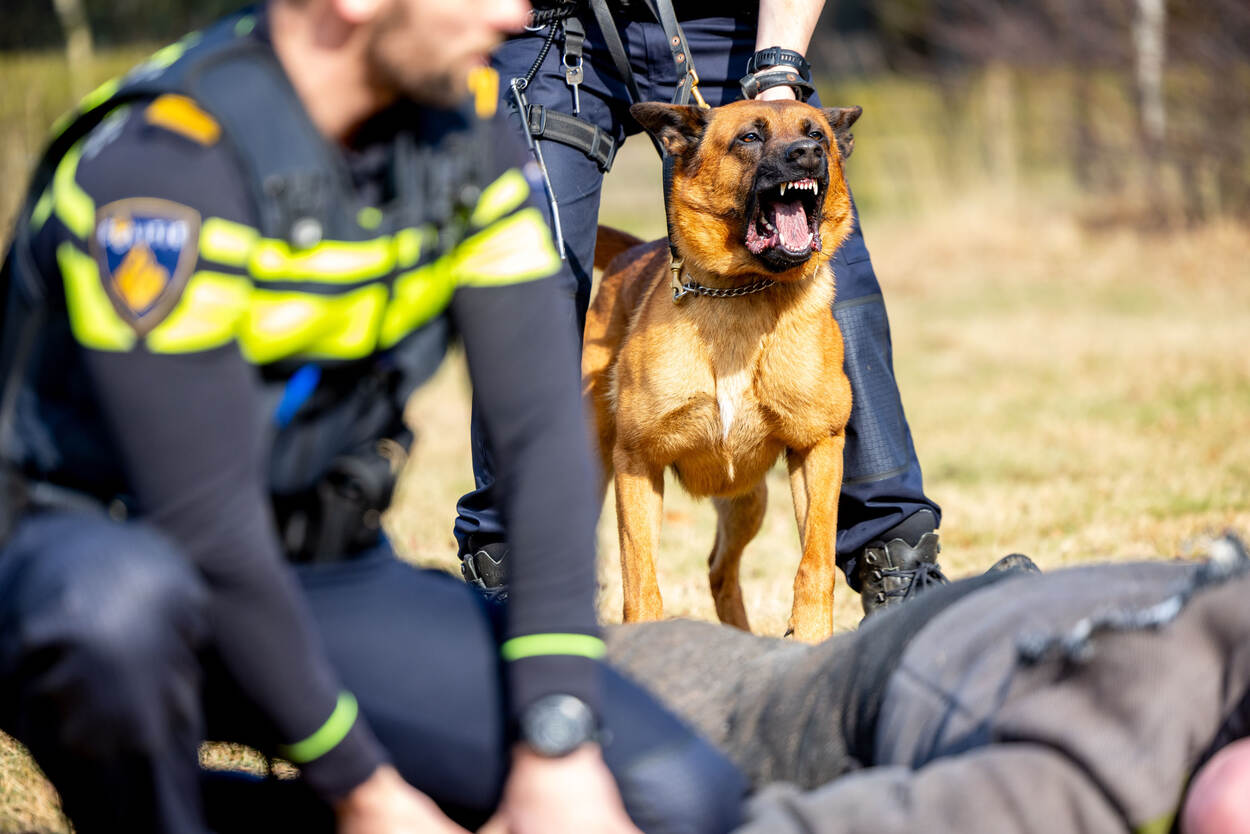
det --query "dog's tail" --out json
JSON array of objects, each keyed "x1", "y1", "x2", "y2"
[{"x1": 594, "y1": 226, "x2": 646, "y2": 271}]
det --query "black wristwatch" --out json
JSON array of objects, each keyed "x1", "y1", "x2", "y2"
[
  {"x1": 747, "y1": 47, "x2": 812, "y2": 80},
  {"x1": 518, "y1": 694, "x2": 597, "y2": 757}
]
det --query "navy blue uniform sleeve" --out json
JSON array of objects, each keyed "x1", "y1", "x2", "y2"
[
  {"x1": 453, "y1": 276, "x2": 604, "y2": 719},
  {"x1": 449, "y1": 117, "x2": 604, "y2": 722},
  {"x1": 55, "y1": 106, "x2": 385, "y2": 798}
]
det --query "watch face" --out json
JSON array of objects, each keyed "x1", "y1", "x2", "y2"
[{"x1": 521, "y1": 694, "x2": 596, "y2": 757}]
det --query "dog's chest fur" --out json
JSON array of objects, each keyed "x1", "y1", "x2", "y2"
[{"x1": 612, "y1": 270, "x2": 843, "y2": 496}]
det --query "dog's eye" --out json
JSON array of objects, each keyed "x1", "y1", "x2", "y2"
[
  {"x1": 738, "y1": 132, "x2": 761, "y2": 144},
  {"x1": 808, "y1": 130, "x2": 825, "y2": 141}
]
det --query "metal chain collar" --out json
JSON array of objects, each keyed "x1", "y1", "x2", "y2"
[{"x1": 672, "y1": 277, "x2": 777, "y2": 301}]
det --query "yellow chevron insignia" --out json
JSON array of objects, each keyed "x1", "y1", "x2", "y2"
[{"x1": 145, "y1": 94, "x2": 221, "y2": 146}]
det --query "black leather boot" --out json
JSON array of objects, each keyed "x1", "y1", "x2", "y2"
[
  {"x1": 459, "y1": 539, "x2": 509, "y2": 602},
  {"x1": 856, "y1": 511, "x2": 948, "y2": 616}
]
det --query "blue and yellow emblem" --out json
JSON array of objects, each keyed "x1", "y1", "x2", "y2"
[{"x1": 91, "y1": 198, "x2": 200, "y2": 335}]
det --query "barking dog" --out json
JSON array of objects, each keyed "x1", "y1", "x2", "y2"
[{"x1": 583, "y1": 99, "x2": 862, "y2": 642}]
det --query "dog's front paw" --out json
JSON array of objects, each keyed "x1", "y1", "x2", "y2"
[{"x1": 784, "y1": 616, "x2": 831, "y2": 644}]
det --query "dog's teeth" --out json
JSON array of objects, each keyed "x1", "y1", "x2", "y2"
[{"x1": 780, "y1": 182, "x2": 787, "y2": 195}]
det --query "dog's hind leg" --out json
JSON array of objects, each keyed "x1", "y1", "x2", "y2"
[
  {"x1": 614, "y1": 448, "x2": 666, "y2": 622},
  {"x1": 708, "y1": 481, "x2": 767, "y2": 633},
  {"x1": 785, "y1": 433, "x2": 846, "y2": 643}
]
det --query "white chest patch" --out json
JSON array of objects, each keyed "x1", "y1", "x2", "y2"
[{"x1": 716, "y1": 366, "x2": 752, "y2": 442}]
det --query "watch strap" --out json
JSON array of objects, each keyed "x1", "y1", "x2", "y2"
[
  {"x1": 747, "y1": 47, "x2": 812, "y2": 80},
  {"x1": 739, "y1": 69, "x2": 816, "y2": 103}
]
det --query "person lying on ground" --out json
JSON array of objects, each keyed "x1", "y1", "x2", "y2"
[{"x1": 607, "y1": 538, "x2": 1250, "y2": 834}]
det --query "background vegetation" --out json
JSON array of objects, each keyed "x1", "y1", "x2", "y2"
[{"x1": 1, "y1": 0, "x2": 1248, "y2": 830}]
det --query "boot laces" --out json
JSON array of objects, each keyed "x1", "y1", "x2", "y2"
[{"x1": 882, "y1": 561, "x2": 949, "y2": 600}]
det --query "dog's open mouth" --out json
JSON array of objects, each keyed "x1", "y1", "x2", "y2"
[{"x1": 746, "y1": 177, "x2": 823, "y2": 259}]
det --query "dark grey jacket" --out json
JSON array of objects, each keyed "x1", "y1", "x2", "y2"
[{"x1": 607, "y1": 559, "x2": 1250, "y2": 834}]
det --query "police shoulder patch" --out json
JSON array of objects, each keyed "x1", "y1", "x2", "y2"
[
  {"x1": 145, "y1": 94, "x2": 221, "y2": 146},
  {"x1": 90, "y1": 198, "x2": 201, "y2": 336}
]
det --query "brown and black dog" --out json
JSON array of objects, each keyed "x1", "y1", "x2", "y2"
[{"x1": 583, "y1": 99, "x2": 863, "y2": 643}]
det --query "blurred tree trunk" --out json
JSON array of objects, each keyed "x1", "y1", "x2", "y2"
[
  {"x1": 982, "y1": 61, "x2": 1018, "y2": 190},
  {"x1": 1132, "y1": 0, "x2": 1166, "y2": 157},
  {"x1": 52, "y1": 0, "x2": 94, "y2": 97}
]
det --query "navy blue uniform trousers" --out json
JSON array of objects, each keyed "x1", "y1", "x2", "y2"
[
  {"x1": 0, "y1": 510, "x2": 744, "y2": 834},
  {"x1": 455, "y1": 13, "x2": 939, "y2": 582}
]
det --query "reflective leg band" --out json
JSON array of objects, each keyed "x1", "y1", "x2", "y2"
[
  {"x1": 278, "y1": 691, "x2": 358, "y2": 763},
  {"x1": 500, "y1": 633, "x2": 606, "y2": 661}
]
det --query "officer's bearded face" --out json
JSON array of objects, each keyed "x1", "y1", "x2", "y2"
[{"x1": 365, "y1": 0, "x2": 528, "y2": 108}]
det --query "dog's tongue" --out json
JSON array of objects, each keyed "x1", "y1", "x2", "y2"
[{"x1": 773, "y1": 200, "x2": 808, "y2": 251}]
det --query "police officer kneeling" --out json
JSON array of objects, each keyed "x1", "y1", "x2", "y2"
[{"x1": 0, "y1": 0, "x2": 743, "y2": 831}]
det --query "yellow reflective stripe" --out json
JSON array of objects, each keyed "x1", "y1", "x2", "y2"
[
  {"x1": 200, "y1": 217, "x2": 258, "y2": 267},
  {"x1": 50, "y1": 78, "x2": 120, "y2": 139},
  {"x1": 239, "y1": 292, "x2": 321, "y2": 363},
  {"x1": 394, "y1": 227, "x2": 424, "y2": 269},
  {"x1": 145, "y1": 271, "x2": 250, "y2": 354},
  {"x1": 278, "y1": 692, "x2": 359, "y2": 764},
  {"x1": 31, "y1": 187, "x2": 55, "y2": 233},
  {"x1": 453, "y1": 208, "x2": 560, "y2": 288},
  {"x1": 240, "y1": 284, "x2": 387, "y2": 363},
  {"x1": 57, "y1": 242, "x2": 136, "y2": 351},
  {"x1": 78, "y1": 78, "x2": 121, "y2": 118},
  {"x1": 145, "y1": 33, "x2": 200, "y2": 71},
  {"x1": 251, "y1": 238, "x2": 395, "y2": 284},
  {"x1": 310, "y1": 284, "x2": 387, "y2": 357},
  {"x1": 500, "y1": 633, "x2": 606, "y2": 662},
  {"x1": 380, "y1": 260, "x2": 456, "y2": 348},
  {"x1": 53, "y1": 144, "x2": 94, "y2": 240},
  {"x1": 50, "y1": 32, "x2": 202, "y2": 139},
  {"x1": 469, "y1": 168, "x2": 530, "y2": 229}
]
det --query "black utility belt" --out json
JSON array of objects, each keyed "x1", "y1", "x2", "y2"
[
  {"x1": 530, "y1": 0, "x2": 751, "y2": 21},
  {"x1": 5, "y1": 467, "x2": 390, "y2": 566}
]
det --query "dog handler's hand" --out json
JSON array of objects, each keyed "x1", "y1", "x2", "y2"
[
  {"x1": 336, "y1": 764, "x2": 471, "y2": 834},
  {"x1": 753, "y1": 68, "x2": 799, "y2": 101},
  {"x1": 478, "y1": 746, "x2": 643, "y2": 834}
]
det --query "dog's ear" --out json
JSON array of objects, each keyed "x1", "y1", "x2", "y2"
[
  {"x1": 630, "y1": 103, "x2": 710, "y2": 157},
  {"x1": 822, "y1": 106, "x2": 863, "y2": 159}
]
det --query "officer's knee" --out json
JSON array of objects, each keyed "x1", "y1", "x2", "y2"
[
  {"x1": 620, "y1": 737, "x2": 747, "y2": 834},
  {"x1": 15, "y1": 524, "x2": 207, "y2": 752}
]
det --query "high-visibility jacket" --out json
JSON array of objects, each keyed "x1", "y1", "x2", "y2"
[{"x1": 0, "y1": 7, "x2": 605, "y2": 796}]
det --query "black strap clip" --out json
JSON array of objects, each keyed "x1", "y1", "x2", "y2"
[{"x1": 525, "y1": 105, "x2": 618, "y2": 172}]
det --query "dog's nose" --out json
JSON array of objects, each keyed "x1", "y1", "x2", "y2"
[{"x1": 786, "y1": 139, "x2": 824, "y2": 172}]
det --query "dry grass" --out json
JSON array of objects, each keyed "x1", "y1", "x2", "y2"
[{"x1": 2, "y1": 56, "x2": 1249, "y2": 831}]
